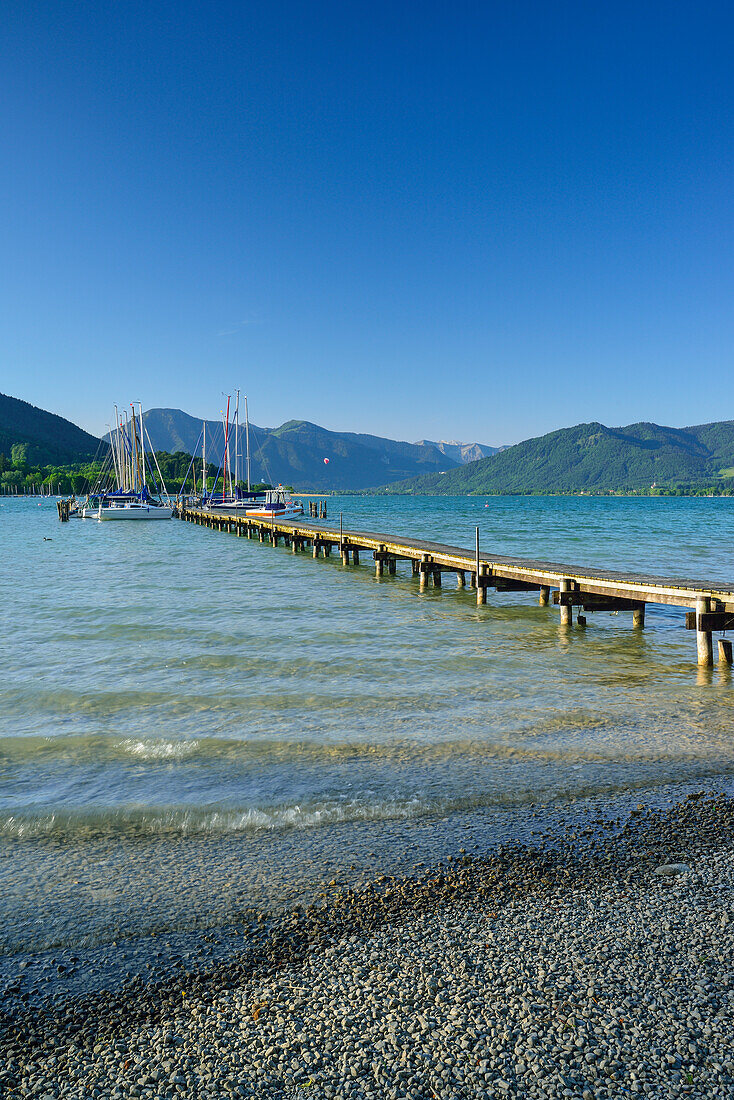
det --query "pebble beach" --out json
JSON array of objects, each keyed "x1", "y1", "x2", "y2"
[{"x1": 2, "y1": 792, "x2": 732, "y2": 1100}]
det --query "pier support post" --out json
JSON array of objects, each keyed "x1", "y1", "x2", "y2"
[
  {"x1": 342, "y1": 547, "x2": 350, "y2": 566},
  {"x1": 352, "y1": 548, "x2": 359, "y2": 565},
  {"x1": 469, "y1": 571, "x2": 476, "y2": 588},
  {"x1": 633, "y1": 604, "x2": 646, "y2": 629},
  {"x1": 292, "y1": 538, "x2": 298, "y2": 553},
  {"x1": 419, "y1": 555, "x2": 429, "y2": 590},
  {"x1": 719, "y1": 638, "x2": 733, "y2": 665},
  {"x1": 476, "y1": 567, "x2": 487, "y2": 606},
  {"x1": 696, "y1": 597, "x2": 713, "y2": 667},
  {"x1": 456, "y1": 571, "x2": 465, "y2": 589},
  {"x1": 388, "y1": 557, "x2": 396, "y2": 576},
  {"x1": 411, "y1": 560, "x2": 419, "y2": 576},
  {"x1": 323, "y1": 543, "x2": 331, "y2": 557},
  {"x1": 432, "y1": 568, "x2": 442, "y2": 587},
  {"x1": 559, "y1": 579, "x2": 573, "y2": 625},
  {"x1": 313, "y1": 541, "x2": 319, "y2": 558},
  {"x1": 539, "y1": 585, "x2": 550, "y2": 607},
  {"x1": 375, "y1": 554, "x2": 384, "y2": 577},
  {"x1": 259, "y1": 528, "x2": 265, "y2": 543}
]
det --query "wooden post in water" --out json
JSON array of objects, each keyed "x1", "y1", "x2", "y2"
[
  {"x1": 539, "y1": 585, "x2": 550, "y2": 607},
  {"x1": 411, "y1": 559, "x2": 419, "y2": 576},
  {"x1": 375, "y1": 552, "x2": 383, "y2": 577},
  {"x1": 476, "y1": 566, "x2": 487, "y2": 605},
  {"x1": 696, "y1": 596, "x2": 713, "y2": 666},
  {"x1": 456, "y1": 571, "x2": 465, "y2": 589},
  {"x1": 432, "y1": 567, "x2": 441, "y2": 587},
  {"x1": 352, "y1": 548, "x2": 359, "y2": 565},
  {"x1": 388, "y1": 557, "x2": 396, "y2": 576},
  {"x1": 559, "y1": 579, "x2": 573, "y2": 625},
  {"x1": 313, "y1": 540, "x2": 320, "y2": 558},
  {"x1": 718, "y1": 638, "x2": 733, "y2": 665},
  {"x1": 419, "y1": 554, "x2": 429, "y2": 590},
  {"x1": 342, "y1": 546, "x2": 350, "y2": 566},
  {"x1": 633, "y1": 604, "x2": 646, "y2": 629}
]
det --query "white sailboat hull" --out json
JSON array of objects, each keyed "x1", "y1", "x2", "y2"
[{"x1": 88, "y1": 505, "x2": 173, "y2": 520}]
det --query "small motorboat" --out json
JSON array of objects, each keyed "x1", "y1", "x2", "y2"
[{"x1": 244, "y1": 488, "x2": 303, "y2": 519}]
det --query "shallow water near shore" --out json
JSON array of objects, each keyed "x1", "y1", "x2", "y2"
[{"x1": 1, "y1": 495, "x2": 733, "y2": 965}]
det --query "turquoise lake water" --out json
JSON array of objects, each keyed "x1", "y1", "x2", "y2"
[{"x1": 1, "y1": 495, "x2": 733, "y2": 957}]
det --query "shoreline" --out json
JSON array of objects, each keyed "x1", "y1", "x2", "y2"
[{"x1": 2, "y1": 791, "x2": 733, "y2": 1098}]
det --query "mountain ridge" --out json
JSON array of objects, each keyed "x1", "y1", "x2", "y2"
[
  {"x1": 134, "y1": 408, "x2": 462, "y2": 491},
  {"x1": 376, "y1": 419, "x2": 734, "y2": 494},
  {"x1": 0, "y1": 392, "x2": 106, "y2": 466}
]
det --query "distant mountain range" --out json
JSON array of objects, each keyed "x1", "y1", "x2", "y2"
[
  {"x1": 129, "y1": 408, "x2": 467, "y2": 491},
  {"x1": 0, "y1": 392, "x2": 106, "y2": 466},
  {"x1": 380, "y1": 420, "x2": 734, "y2": 494},
  {"x1": 132, "y1": 407, "x2": 499, "y2": 488},
  {"x1": 6, "y1": 392, "x2": 732, "y2": 495},
  {"x1": 414, "y1": 439, "x2": 503, "y2": 464}
]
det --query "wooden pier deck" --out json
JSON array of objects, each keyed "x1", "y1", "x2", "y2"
[{"x1": 177, "y1": 506, "x2": 734, "y2": 667}]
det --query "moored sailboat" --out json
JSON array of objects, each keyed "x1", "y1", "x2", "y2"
[{"x1": 83, "y1": 404, "x2": 173, "y2": 520}]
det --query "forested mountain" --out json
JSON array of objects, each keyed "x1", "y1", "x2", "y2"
[
  {"x1": 379, "y1": 421, "x2": 734, "y2": 495},
  {"x1": 138, "y1": 408, "x2": 459, "y2": 490},
  {"x1": 0, "y1": 392, "x2": 106, "y2": 466}
]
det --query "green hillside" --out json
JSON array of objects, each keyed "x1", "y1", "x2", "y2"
[
  {"x1": 0, "y1": 392, "x2": 106, "y2": 466},
  {"x1": 377, "y1": 420, "x2": 734, "y2": 495}
]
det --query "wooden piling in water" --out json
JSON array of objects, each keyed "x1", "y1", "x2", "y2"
[
  {"x1": 456, "y1": 571, "x2": 465, "y2": 589},
  {"x1": 560, "y1": 579, "x2": 573, "y2": 625},
  {"x1": 476, "y1": 567, "x2": 487, "y2": 606},
  {"x1": 696, "y1": 596, "x2": 713, "y2": 667},
  {"x1": 633, "y1": 605, "x2": 646, "y2": 628},
  {"x1": 539, "y1": 585, "x2": 550, "y2": 607},
  {"x1": 719, "y1": 638, "x2": 733, "y2": 665}
]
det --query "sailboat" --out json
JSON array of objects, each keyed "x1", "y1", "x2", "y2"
[
  {"x1": 204, "y1": 392, "x2": 303, "y2": 517},
  {"x1": 83, "y1": 404, "x2": 173, "y2": 520}
]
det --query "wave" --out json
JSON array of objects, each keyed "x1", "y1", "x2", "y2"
[
  {"x1": 0, "y1": 795, "x2": 429, "y2": 840},
  {"x1": 0, "y1": 762, "x2": 727, "y2": 841},
  {"x1": 1, "y1": 730, "x2": 721, "y2": 769}
]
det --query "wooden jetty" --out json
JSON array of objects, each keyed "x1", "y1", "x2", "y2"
[{"x1": 176, "y1": 505, "x2": 734, "y2": 668}]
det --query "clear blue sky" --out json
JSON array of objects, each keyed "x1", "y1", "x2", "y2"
[{"x1": 2, "y1": 1, "x2": 732, "y2": 445}]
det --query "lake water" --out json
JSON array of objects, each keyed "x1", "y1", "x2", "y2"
[{"x1": 1, "y1": 495, "x2": 733, "y2": 963}]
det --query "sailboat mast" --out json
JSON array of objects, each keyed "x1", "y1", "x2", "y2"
[
  {"x1": 202, "y1": 420, "x2": 206, "y2": 499},
  {"x1": 234, "y1": 389, "x2": 240, "y2": 492},
  {"x1": 222, "y1": 396, "x2": 230, "y2": 501},
  {"x1": 114, "y1": 405, "x2": 122, "y2": 488},
  {"x1": 130, "y1": 404, "x2": 140, "y2": 493},
  {"x1": 245, "y1": 395, "x2": 251, "y2": 491},
  {"x1": 139, "y1": 403, "x2": 147, "y2": 489}
]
